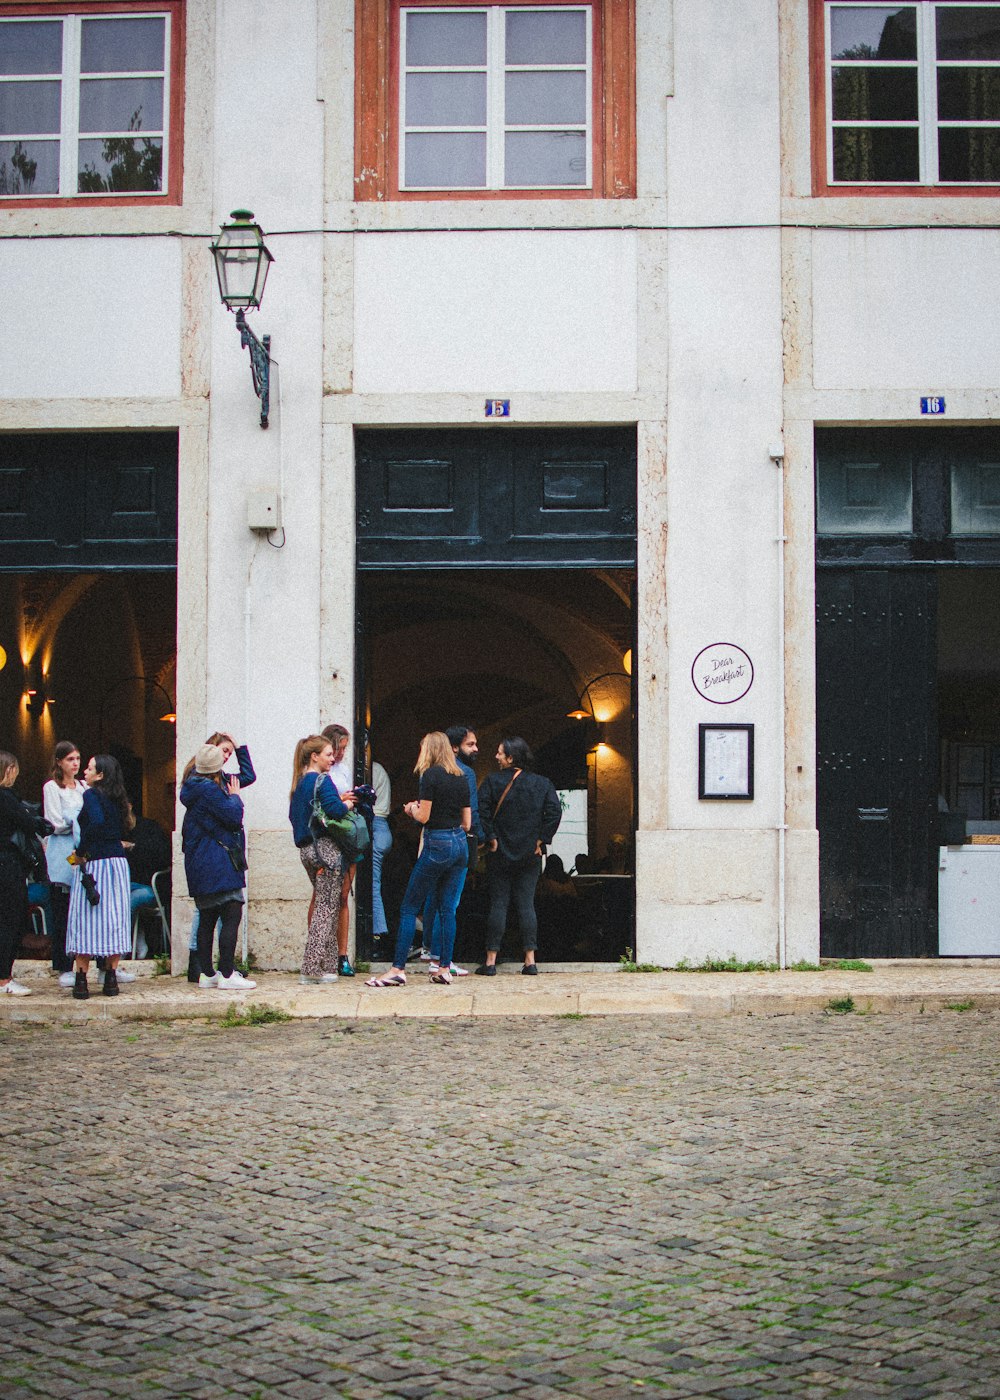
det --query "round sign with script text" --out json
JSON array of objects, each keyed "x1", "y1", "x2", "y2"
[{"x1": 691, "y1": 643, "x2": 754, "y2": 705}]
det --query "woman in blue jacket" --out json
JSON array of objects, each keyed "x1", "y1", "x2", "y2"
[
  {"x1": 182, "y1": 732, "x2": 256, "y2": 982},
  {"x1": 181, "y1": 743, "x2": 256, "y2": 991},
  {"x1": 289, "y1": 735, "x2": 355, "y2": 982}
]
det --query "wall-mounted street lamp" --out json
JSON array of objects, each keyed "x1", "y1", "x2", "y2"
[
  {"x1": 98, "y1": 675, "x2": 176, "y2": 747},
  {"x1": 210, "y1": 209, "x2": 274, "y2": 429}
]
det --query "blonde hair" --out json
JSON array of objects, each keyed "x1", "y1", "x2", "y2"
[
  {"x1": 0, "y1": 751, "x2": 19, "y2": 787},
  {"x1": 414, "y1": 731, "x2": 462, "y2": 777},
  {"x1": 291, "y1": 736, "x2": 334, "y2": 800},
  {"x1": 183, "y1": 731, "x2": 237, "y2": 782}
]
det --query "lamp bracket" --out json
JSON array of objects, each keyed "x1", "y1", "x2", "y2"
[{"x1": 235, "y1": 309, "x2": 271, "y2": 429}]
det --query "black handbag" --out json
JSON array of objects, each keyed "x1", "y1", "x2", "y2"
[{"x1": 218, "y1": 840, "x2": 248, "y2": 873}]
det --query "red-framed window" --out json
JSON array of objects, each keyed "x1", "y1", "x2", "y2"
[
  {"x1": 0, "y1": 0, "x2": 184, "y2": 205},
  {"x1": 355, "y1": 0, "x2": 635, "y2": 200},
  {"x1": 811, "y1": 0, "x2": 1000, "y2": 194}
]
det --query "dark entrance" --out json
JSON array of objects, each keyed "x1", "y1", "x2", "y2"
[
  {"x1": 815, "y1": 426, "x2": 1000, "y2": 957},
  {"x1": 355, "y1": 427, "x2": 637, "y2": 964},
  {"x1": 0, "y1": 431, "x2": 178, "y2": 901}
]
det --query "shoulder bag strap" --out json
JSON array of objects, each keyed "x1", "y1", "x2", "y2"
[{"x1": 493, "y1": 768, "x2": 521, "y2": 817}]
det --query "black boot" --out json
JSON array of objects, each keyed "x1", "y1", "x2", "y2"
[
  {"x1": 187, "y1": 950, "x2": 200, "y2": 984},
  {"x1": 72, "y1": 970, "x2": 89, "y2": 1000},
  {"x1": 102, "y1": 967, "x2": 119, "y2": 997}
]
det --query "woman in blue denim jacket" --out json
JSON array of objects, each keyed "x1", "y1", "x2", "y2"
[{"x1": 365, "y1": 732, "x2": 470, "y2": 988}]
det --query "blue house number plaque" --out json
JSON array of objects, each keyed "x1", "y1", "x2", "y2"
[
  {"x1": 920, "y1": 396, "x2": 946, "y2": 415},
  {"x1": 485, "y1": 400, "x2": 510, "y2": 418}
]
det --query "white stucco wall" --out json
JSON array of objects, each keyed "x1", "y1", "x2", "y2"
[
  {"x1": 812, "y1": 229, "x2": 1000, "y2": 392},
  {"x1": 0, "y1": 239, "x2": 181, "y2": 399},
  {"x1": 353, "y1": 231, "x2": 638, "y2": 394}
]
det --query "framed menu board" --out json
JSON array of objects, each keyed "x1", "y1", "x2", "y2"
[{"x1": 699, "y1": 723, "x2": 754, "y2": 800}]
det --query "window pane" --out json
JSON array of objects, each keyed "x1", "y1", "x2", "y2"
[
  {"x1": 78, "y1": 135, "x2": 162, "y2": 192},
  {"x1": 506, "y1": 10, "x2": 586, "y2": 65},
  {"x1": 80, "y1": 17, "x2": 165, "y2": 74},
  {"x1": 829, "y1": 5, "x2": 916, "y2": 60},
  {"x1": 0, "y1": 20, "x2": 62, "y2": 76},
  {"x1": 405, "y1": 72, "x2": 485, "y2": 126},
  {"x1": 79, "y1": 77, "x2": 164, "y2": 133},
  {"x1": 938, "y1": 66, "x2": 1000, "y2": 119},
  {"x1": 936, "y1": 6, "x2": 1000, "y2": 61},
  {"x1": 832, "y1": 124, "x2": 919, "y2": 179},
  {"x1": 816, "y1": 459, "x2": 912, "y2": 534},
  {"x1": 505, "y1": 130, "x2": 586, "y2": 185},
  {"x1": 952, "y1": 461, "x2": 1000, "y2": 533},
  {"x1": 832, "y1": 64, "x2": 917, "y2": 119},
  {"x1": 405, "y1": 11, "x2": 486, "y2": 67},
  {"x1": 938, "y1": 125, "x2": 1000, "y2": 180},
  {"x1": 506, "y1": 71, "x2": 586, "y2": 125},
  {"x1": 0, "y1": 80, "x2": 60, "y2": 135},
  {"x1": 0, "y1": 137, "x2": 58, "y2": 193},
  {"x1": 404, "y1": 131, "x2": 485, "y2": 186}
]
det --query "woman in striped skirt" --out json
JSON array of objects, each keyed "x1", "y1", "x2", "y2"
[{"x1": 66, "y1": 755, "x2": 134, "y2": 1000}]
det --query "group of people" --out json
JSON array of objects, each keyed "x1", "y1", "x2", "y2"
[
  {"x1": 0, "y1": 742, "x2": 144, "y2": 999},
  {"x1": 0, "y1": 720, "x2": 563, "y2": 998},
  {"x1": 362, "y1": 727, "x2": 562, "y2": 988}
]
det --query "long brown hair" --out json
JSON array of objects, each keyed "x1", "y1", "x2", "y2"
[
  {"x1": 0, "y1": 751, "x2": 19, "y2": 787},
  {"x1": 50, "y1": 740, "x2": 81, "y2": 786},
  {"x1": 414, "y1": 732, "x2": 461, "y2": 777},
  {"x1": 182, "y1": 731, "x2": 237, "y2": 782},
  {"x1": 290, "y1": 736, "x2": 333, "y2": 800}
]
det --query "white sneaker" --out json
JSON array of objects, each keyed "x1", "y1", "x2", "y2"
[
  {"x1": 320, "y1": 972, "x2": 339, "y2": 983},
  {"x1": 114, "y1": 969, "x2": 137, "y2": 983},
  {"x1": 300, "y1": 974, "x2": 321, "y2": 985},
  {"x1": 58, "y1": 971, "x2": 77, "y2": 988},
  {"x1": 216, "y1": 970, "x2": 257, "y2": 990},
  {"x1": 1, "y1": 980, "x2": 31, "y2": 996},
  {"x1": 198, "y1": 972, "x2": 219, "y2": 988}
]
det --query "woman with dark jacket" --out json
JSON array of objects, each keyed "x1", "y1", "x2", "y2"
[
  {"x1": 476, "y1": 737, "x2": 562, "y2": 977},
  {"x1": 0, "y1": 750, "x2": 53, "y2": 997},
  {"x1": 288, "y1": 735, "x2": 355, "y2": 983},
  {"x1": 182, "y1": 732, "x2": 256, "y2": 982},
  {"x1": 65, "y1": 754, "x2": 134, "y2": 999},
  {"x1": 181, "y1": 743, "x2": 256, "y2": 991}
]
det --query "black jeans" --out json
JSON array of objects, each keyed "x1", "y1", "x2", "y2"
[
  {"x1": 0, "y1": 850, "x2": 28, "y2": 981},
  {"x1": 485, "y1": 854, "x2": 542, "y2": 954},
  {"x1": 197, "y1": 899, "x2": 242, "y2": 978},
  {"x1": 49, "y1": 883, "x2": 72, "y2": 972}
]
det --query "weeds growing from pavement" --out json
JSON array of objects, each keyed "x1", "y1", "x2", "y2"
[
  {"x1": 220, "y1": 1002, "x2": 291, "y2": 1028},
  {"x1": 826, "y1": 995, "x2": 856, "y2": 1015},
  {"x1": 618, "y1": 949, "x2": 663, "y2": 973},
  {"x1": 945, "y1": 999, "x2": 975, "y2": 1012},
  {"x1": 152, "y1": 953, "x2": 171, "y2": 976}
]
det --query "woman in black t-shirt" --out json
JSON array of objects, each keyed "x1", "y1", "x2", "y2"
[{"x1": 365, "y1": 732, "x2": 470, "y2": 988}]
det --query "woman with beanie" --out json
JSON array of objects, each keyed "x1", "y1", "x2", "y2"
[
  {"x1": 180, "y1": 743, "x2": 256, "y2": 991},
  {"x1": 181, "y1": 732, "x2": 256, "y2": 982},
  {"x1": 65, "y1": 754, "x2": 135, "y2": 1000}
]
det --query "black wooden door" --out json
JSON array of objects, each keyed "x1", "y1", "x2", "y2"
[
  {"x1": 356, "y1": 427, "x2": 636, "y2": 568},
  {"x1": 816, "y1": 569, "x2": 938, "y2": 957}
]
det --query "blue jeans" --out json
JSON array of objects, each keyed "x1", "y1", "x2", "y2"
[
  {"x1": 371, "y1": 815, "x2": 393, "y2": 937},
  {"x1": 392, "y1": 828, "x2": 468, "y2": 972},
  {"x1": 423, "y1": 836, "x2": 475, "y2": 959}
]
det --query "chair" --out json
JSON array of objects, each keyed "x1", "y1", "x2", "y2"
[
  {"x1": 131, "y1": 868, "x2": 171, "y2": 960},
  {"x1": 26, "y1": 880, "x2": 51, "y2": 943}
]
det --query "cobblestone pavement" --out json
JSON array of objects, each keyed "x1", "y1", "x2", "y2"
[{"x1": 1, "y1": 1013, "x2": 998, "y2": 1399}]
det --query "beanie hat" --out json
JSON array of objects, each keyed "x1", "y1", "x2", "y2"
[{"x1": 195, "y1": 743, "x2": 225, "y2": 775}]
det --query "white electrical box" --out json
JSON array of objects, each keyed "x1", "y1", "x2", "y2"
[{"x1": 248, "y1": 490, "x2": 282, "y2": 531}]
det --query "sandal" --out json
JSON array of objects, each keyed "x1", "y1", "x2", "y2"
[
  {"x1": 364, "y1": 972, "x2": 407, "y2": 988},
  {"x1": 430, "y1": 968, "x2": 453, "y2": 985}
]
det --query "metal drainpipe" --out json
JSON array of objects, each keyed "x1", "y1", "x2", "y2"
[{"x1": 772, "y1": 446, "x2": 788, "y2": 969}]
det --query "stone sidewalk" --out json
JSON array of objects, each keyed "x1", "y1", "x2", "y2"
[{"x1": 5, "y1": 956, "x2": 1000, "y2": 1023}]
